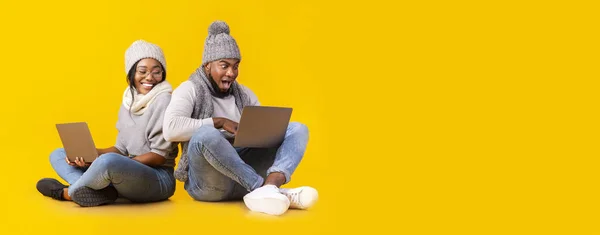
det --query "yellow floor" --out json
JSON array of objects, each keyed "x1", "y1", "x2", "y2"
[
  {"x1": 4, "y1": 142, "x2": 340, "y2": 235},
  {"x1": 11, "y1": 177, "x2": 334, "y2": 235}
]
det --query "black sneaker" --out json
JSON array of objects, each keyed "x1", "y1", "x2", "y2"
[
  {"x1": 71, "y1": 186, "x2": 118, "y2": 207},
  {"x1": 36, "y1": 178, "x2": 68, "y2": 201}
]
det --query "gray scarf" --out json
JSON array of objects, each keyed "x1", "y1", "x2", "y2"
[{"x1": 174, "y1": 67, "x2": 251, "y2": 182}]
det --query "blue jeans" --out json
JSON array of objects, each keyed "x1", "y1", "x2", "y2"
[
  {"x1": 50, "y1": 148, "x2": 175, "y2": 202},
  {"x1": 185, "y1": 122, "x2": 309, "y2": 202}
]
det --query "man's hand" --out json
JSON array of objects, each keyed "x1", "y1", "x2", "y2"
[{"x1": 213, "y1": 117, "x2": 239, "y2": 135}]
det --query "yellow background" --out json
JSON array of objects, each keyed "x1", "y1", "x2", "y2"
[{"x1": 0, "y1": 0, "x2": 598, "y2": 234}]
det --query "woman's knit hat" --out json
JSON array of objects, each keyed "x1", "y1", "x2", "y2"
[
  {"x1": 202, "y1": 21, "x2": 241, "y2": 65},
  {"x1": 125, "y1": 40, "x2": 167, "y2": 74}
]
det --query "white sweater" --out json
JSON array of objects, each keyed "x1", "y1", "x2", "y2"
[{"x1": 163, "y1": 81, "x2": 260, "y2": 142}]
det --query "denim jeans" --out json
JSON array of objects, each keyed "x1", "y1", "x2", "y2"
[
  {"x1": 184, "y1": 122, "x2": 309, "y2": 202},
  {"x1": 50, "y1": 148, "x2": 175, "y2": 202}
]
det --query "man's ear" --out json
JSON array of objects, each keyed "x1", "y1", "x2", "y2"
[{"x1": 204, "y1": 63, "x2": 211, "y2": 73}]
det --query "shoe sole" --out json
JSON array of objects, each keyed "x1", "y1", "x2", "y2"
[
  {"x1": 71, "y1": 187, "x2": 118, "y2": 207},
  {"x1": 243, "y1": 195, "x2": 290, "y2": 216}
]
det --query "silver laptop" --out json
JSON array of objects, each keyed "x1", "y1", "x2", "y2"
[
  {"x1": 55, "y1": 122, "x2": 99, "y2": 163},
  {"x1": 224, "y1": 106, "x2": 292, "y2": 148}
]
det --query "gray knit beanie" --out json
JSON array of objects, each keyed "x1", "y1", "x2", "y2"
[
  {"x1": 125, "y1": 40, "x2": 167, "y2": 74},
  {"x1": 202, "y1": 21, "x2": 241, "y2": 65}
]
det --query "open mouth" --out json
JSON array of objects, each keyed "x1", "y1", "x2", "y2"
[
  {"x1": 141, "y1": 83, "x2": 154, "y2": 90},
  {"x1": 221, "y1": 80, "x2": 232, "y2": 90}
]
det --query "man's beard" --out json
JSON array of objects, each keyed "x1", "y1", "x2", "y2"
[{"x1": 207, "y1": 73, "x2": 232, "y2": 98}]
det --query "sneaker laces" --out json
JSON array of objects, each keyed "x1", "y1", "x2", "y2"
[
  {"x1": 50, "y1": 188, "x2": 65, "y2": 201},
  {"x1": 285, "y1": 190, "x2": 303, "y2": 207}
]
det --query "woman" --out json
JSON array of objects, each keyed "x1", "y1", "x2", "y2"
[{"x1": 36, "y1": 40, "x2": 178, "y2": 207}]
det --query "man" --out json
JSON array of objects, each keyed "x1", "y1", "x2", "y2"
[{"x1": 163, "y1": 21, "x2": 318, "y2": 216}]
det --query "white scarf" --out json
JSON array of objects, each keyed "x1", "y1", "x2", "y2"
[{"x1": 122, "y1": 81, "x2": 173, "y2": 115}]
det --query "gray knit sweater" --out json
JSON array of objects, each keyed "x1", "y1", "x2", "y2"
[{"x1": 115, "y1": 92, "x2": 179, "y2": 168}]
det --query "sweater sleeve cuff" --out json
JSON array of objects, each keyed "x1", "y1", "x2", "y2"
[
  {"x1": 151, "y1": 149, "x2": 168, "y2": 158},
  {"x1": 201, "y1": 118, "x2": 214, "y2": 128}
]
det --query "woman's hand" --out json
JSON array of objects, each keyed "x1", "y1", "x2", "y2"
[{"x1": 65, "y1": 156, "x2": 90, "y2": 168}]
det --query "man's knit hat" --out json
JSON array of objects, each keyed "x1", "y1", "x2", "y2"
[
  {"x1": 202, "y1": 21, "x2": 241, "y2": 65},
  {"x1": 125, "y1": 40, "x2": 167, "y2": 74}
]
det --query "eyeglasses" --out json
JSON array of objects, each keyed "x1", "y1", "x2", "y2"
[{"x1": 136, "y1": 70, "x2": 163, "y2": 79}]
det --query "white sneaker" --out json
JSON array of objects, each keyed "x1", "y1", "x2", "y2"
[
  {"x1": 243, "y1": 185, "x2": 290, "y2": 216},
  {"x1": 280, "y1": 186, "x2": 318, "y2": 209}
]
